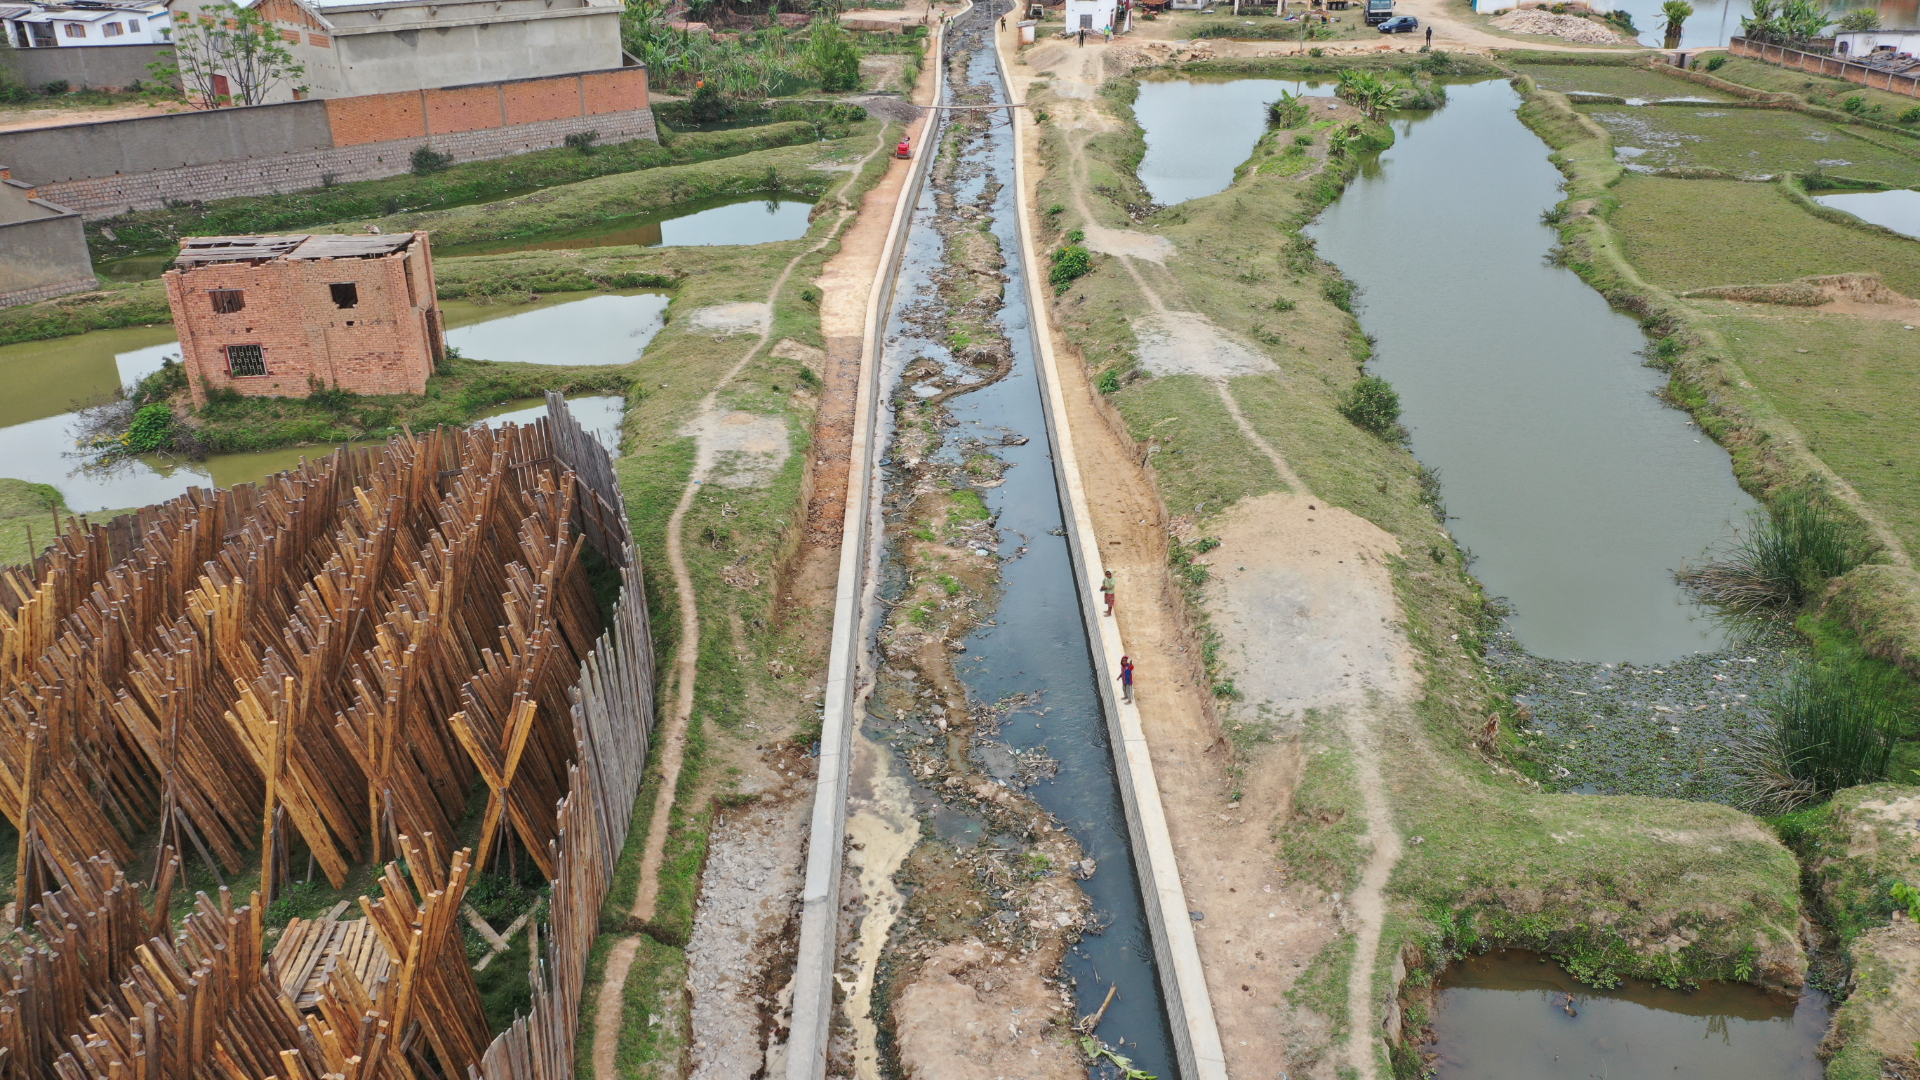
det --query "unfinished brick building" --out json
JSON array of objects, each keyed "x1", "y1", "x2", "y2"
[{"x1": 164, "y1": 231, "x2": 444, "y2": 406}]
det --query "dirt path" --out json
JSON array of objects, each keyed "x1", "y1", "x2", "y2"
[
  {"x1": 588, "y1": 111, "x2": 918, "y2": 1080},
  {"x1": 1007, "y1": 32, "x2": 1413, "y2": 1078}
]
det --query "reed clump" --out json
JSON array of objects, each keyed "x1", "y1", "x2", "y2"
[
  {"x1": 1676, "y1": 492, "x2": 1870, "y2": 614},
  {"x1": 1733, "y1": 660, "x2": 1907, "y2": 813}
]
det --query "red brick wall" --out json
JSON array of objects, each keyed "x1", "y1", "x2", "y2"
[
  {"x1": 165, "y1": 232, "x2": 439, "y2": 406},
  {"x1": 425, "y1": 84, "x2": 505, "y2": 135},
  {"x1": 504, "y1": 77, "x2": 581, "y2": 125},
  {"x1": 583, "y1": 69, "x2": 648, "y2": 115},
  {"x1": 325, "y1": 69, "x2": 649, "y2": 147},
  {"x1": 327, "y1": 91, "x2": 427, "y2": 147}
]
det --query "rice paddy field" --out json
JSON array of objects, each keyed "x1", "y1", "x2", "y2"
[
  {"x1": 1514, "y1": 61, "x2": 1735, "y2": 101},
  {"x1": 1582, "y1": 104, "x2": 1920, "y2": 184},
  {"x1": 1608, "y1": 176, "x2": 1920, "y2": 296}
]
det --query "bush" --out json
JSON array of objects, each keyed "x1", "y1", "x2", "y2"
[
  {"x1": 1705, "y1": 53, "x2": 1727, "y2": 70},
  {"x1": 1339, "y1": 375, "x2": 1401, "y2": 438},
  {"x1": 1321, "y1": 276, "x2": 1355, "y2": 312},
  {"x1": 1049, "y1": 244, "x2": 1091, "y2": 292},
  {"x1": 125, "y1": 403, "x2": 174, "y2": 453},
  {"x1": 1096, "y1": 368, "x2": 1121, "y2": 394},
  {"x1": 1735, "y1": 661, "x2": 1906, "y2": 812},
  {"x1": 0, "y1": 79, "x2": 33, "y2": 104},
  {"x1": 564, "y1": 130, "x2": 600, "y2": 155},
  {"x1": 1842, "y1": 94, "x2": 1869, "y2": 115},
  {"x1": 410, "y1": 145, "x2": 454, "y2": 175},
  {"x1": 1676, "y1": 491, "x2": 1870, "y2": 613},
  {"x1": 41, "y1": 80, "x2": 69, "y2": 96},
  {"x1": 1901, "y1": 106, "x2": 1920, "y2": 124}
]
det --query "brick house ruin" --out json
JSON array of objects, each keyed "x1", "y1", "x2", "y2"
[{"x1": 164, "y1": 231, "x2": 444, "y2": 406}]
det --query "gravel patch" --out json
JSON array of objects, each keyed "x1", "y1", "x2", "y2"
[{"x1": 1491, "y1": 10, "x2": 1627, "y2": 43}]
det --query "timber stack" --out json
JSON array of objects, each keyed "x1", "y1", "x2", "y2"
[{"x1": 0, "y1": 395, "x2": 658, "y2": 1080}]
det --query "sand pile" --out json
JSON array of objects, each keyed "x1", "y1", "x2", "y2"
[{"x1": 1492, "y1": 9, "x2": 1624, "y2": 42}]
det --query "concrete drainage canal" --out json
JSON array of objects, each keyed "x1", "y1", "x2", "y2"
[{"x1": 833, "y1": 5, "x2": 1176, "y2": 1078}]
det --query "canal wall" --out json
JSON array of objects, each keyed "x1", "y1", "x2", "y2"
[
  {"x1": 783, "y1": 14, "x2": 952, "y2": 1080},
  {"x1": 995, "y1": 21, "x2": 1228, "y2": 1080},
  {"x1": 0, "y1": 67, "x2": 655, "y2": 219}
]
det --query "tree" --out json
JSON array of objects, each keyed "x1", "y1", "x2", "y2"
[
  {"x1": 1778, "y1": 0, "x2": 1832, "y2": 41},
  {"x1": 804, "y1": 16, "x2": 859, "y2": 92},
  {"x1": 1661, "y1": 0, "x2": 1693, "y2": 47},
  {"x1": 1835, "y1": 6, "x2": 1881, "y2": 30},
  {"x1": 149, "y1": 2, "x2": 304, "y2": 108},
  {"x1": 1335, "y1": 69, "x2": 1394, "y2": 121}
]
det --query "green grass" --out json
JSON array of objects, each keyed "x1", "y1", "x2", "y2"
[
  {"x1": 1702, "y1": 311, "x2": 1920, "y2": 555},
  {"x1": 0, "y1": 282, "x2": 172, "y2": 346},
  {"x1": 1707, "y1": 55, "x2": 1920, "y2": 125},
  {"x1": 85, "y1": 123, "x2": 830, "y2": 263},
  {"x1": 1610, "y1": 176, "x2": 1920, "y2": 296},
  {"x1": 1514, "y1": 62, "x2": 1735, "y2": 101},
  {"x1": 1581, "y1": 104, "x2": 1920, "y2": 184}
]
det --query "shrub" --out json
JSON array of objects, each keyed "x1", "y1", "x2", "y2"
[
  {"x1": 1321, "y1": 276, "x2": 1355, "y2": 312},
  {"x1": 125, "y1": 403, "x2": 174, "y2": 453},
  {"x1": 1676, "y1": 492, "x2": 1869, "y2": 613},
  {"x1": 1705, "y1": 53, "x2": 1727, "y2": 70},
  {"x1": 1734, "y1": 661, "x2": 1905, "y2": 813},
  {"x1": 1842, "y1": 94, "x2": 1869, "y2": 115},
  {"x1": 41, "y1": 80, "x2": 70, "y2": 96},
  {"x1": 1049, "y1": 244, "x2": 1091, "y2": 292},
  {"x1": 410, "y1": 145, "x2": 454, "y2": 175},
  {"x1": 1339, "y1": 375, "x2": 1401, "y2": 438},
  {"x1": 1096, "y1": 368, "x2": 1121, "y2": 394},
  {"x1": 564, "y1": 130, "x2": 600, "y2": 154},
  {"x1": 1901, "y1": 106, "x2": 1920, "y2": 124},
  {"x1": 0, "y1": 79, "x2": 33, "y2": 104}
]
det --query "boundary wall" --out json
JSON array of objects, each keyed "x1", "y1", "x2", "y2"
[
  {"x1": 0, "y1": 43, "x2": 171, "y2": 92},
  {"x1": 0, "y1": 67, "x2": 653, "y2": 218},
  {"x1": 783, "y1": 12, "x2": 952, "y2": 1080},
  {"x1": 1730, "y1": 36, "x2": 1920, "y2": 99},
  {"x1": 994, "y1": 16, "x2": 1227, "y2": 1080}
]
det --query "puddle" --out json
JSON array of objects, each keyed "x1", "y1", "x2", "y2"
[
  {"x1": 441, "y1": 289, "x2": 671, "y2": 366},
  {"x1": 1427, "y1": 950, "x2": 1830, "y2": 1079},
  {"x1": 435, "y1": 192, "x2": 817, "y2": 256},
  {"x1": 1815, "y1": 188, "x2": 1920, "y2": 239},
  {"x1": 1304, "y1": 80, "x2": 1758, "y2": 662},
  {"x1": 1134, "y1": 76, "x2": 1317, "y2": 205}
]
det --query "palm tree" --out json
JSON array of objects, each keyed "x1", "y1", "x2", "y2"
[
  {"x1": 1662, "y1": 0, "x2": 1693, "y2": 48},
  {"x1": 1335, "y1": 69, "x2": 1394, "y2": 121},
  {"x1": 1740, "y1": 0, "x2": 1780, "y2": 40},
  {"x1": 1778, "y1": 0, "x2": 1832, "y2": 42}
]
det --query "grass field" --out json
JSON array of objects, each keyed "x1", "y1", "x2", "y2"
[
  {"x1": 1701, "y1": 308, "x2": 1920, "y2": 555},
  {"x1": 1706, "y1": 55, "x2": 1920, "y2": 126},
  {"x1": 1583, "y1": 104, "x2": 1920, "y2": 184},
  {"x1": 1514, "y1": 62, "x2": 1735, "y2": 101},
  {"x1": 1609, "y1": 175, "x2": 1920, "y2": 295}
]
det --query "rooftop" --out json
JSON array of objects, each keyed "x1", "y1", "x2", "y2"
[{"x1": 174, "y1": 232, "x2": 416, "y2": 267}]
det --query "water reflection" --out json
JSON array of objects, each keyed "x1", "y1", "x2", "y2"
[
  {"x1": 1135, "y1": 77, "x2": 1318, "y2": 205},
  {"x1": 1305, "y1": 80, "x2": 1756, "y2": 661},
  {"x1": 1815, "y1": 188, "x2": 1920, "y2": 238},
  {"x1": 1429, "y1": 951, "x2": 1829, "y2": 1079},
  {"x1": 441, "y1": 290, "x2": 671, "y2": 366},
  {"x1": 436, "y1": 193, "x2": 816, "y2": 257}
]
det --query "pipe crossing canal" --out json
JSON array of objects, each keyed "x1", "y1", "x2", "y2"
[{"x1": 820, "y1": 4, "x2": 1179, "y2": 1078}]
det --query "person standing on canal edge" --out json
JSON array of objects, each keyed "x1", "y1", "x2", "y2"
[
  {"x1": 1425, "y1": 25, "x2": 1432, "y2": 46},
  {"x1": 1101, "y1": 569, "x2": 1116, "y2": 615},
  {"x1": 1117, "y1": 656, "x2": 1135, "y2": 702}
]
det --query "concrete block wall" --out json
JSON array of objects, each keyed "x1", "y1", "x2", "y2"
[
  {"x1": 0, "y1": 43, "x2": 173, "y2": 91},
  {"x1": 1731, "y1": 37, "x2": 1920, "y2": 99},
  {"x1": 165, "y1": 234, "x2": 439, "y2": 403},
  {"x1": 2, "y1": 67, "x2": 654, "y2": 219}
]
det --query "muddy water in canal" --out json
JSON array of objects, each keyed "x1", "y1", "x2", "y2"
[
  {"x1": 1306, "y1": 80, "x2": 1758, "y2": 663},
  {"x1": 1427, "y1": 951, "x2": 1829, "y2": 1079},
  {"x1": 0, "y1": 292, "x2": 636, "y2": 512}
]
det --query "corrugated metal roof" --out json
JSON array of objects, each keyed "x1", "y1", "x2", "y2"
[{"x1": 174, "y1": 232, "x2": 414, "y2": 266}]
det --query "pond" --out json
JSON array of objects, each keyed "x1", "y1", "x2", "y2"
[
  {"x1": 1815, "y1": 187, "x2": 1920, "y2": 239},
  {"x1": 1304, "y1": 79, "x2": 1757, "y2": 663},
  {"x1": 1427, "y1": 950, "x2": 1830, "y2": 1079},
  {"x1": 434, "y1": 192, "x2": 817, "y2": 257},
  {"x1": 1478, "y1": 0, "x2": 1917, "y2": 48},
  {"x1": 1135, "y1": 77, "x2": 1322, "y2": 205},
  {"x1": 441, "y1": 289, "x2": 672, "y2": 366}
]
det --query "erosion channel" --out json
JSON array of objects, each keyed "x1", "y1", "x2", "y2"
[{"x1": 842, "y1": 6, "x2": 1174, "y2": 1078}]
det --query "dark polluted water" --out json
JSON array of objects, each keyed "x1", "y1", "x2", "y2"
[
  {"x1": 1428, "y1": 951, "x2": 1830, "y2": 1079},
  {"x1": 865, "y1": 6, "x2": 1174, "y2": 1075},
  {"x1": 1307, "y1": 79, "x2": 1759, "y2": 665}
]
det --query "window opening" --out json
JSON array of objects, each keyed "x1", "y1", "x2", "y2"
[
  {"x1": 210, "y1": 289, "x2": 245, "y2": 314},
  {"x1": 226, "y1": 344, "x2": 266, "y2": 377},
  {"x1": 330, "y1": 282, "x2": 360, "y2": 309}
]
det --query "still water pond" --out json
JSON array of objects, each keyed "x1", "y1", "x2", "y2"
[
  {"x1": 1306, "y1": 80, "x2": 1756, "y2": 662},
  {"x1": 1429, "y1": 951, "x2": 1829, "y2": 1079},
  {"x1": 442, "y1": 290, "x2": 671, "y2": 365},
  {"x1": 1135, "y1": 77, "x2": 1318, "y2": 205},
  {"x1": 1815, "y1": 188, "x2": 1920, "y2": 239},
  {"x1": 436, "y1": 192, "x2": 816, "y2": 257}
]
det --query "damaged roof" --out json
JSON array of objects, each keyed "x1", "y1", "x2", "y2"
[{"x1": 174, "y1": 232, "x2": 416, "y2": 267}]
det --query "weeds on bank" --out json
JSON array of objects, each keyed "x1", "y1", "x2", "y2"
[
  {"x1": 1733, "y1": 660, "x2": 1907, "y2": 812},
  {"x1": 1678, "y1": 492, "x2": 1871, "y2": 613}
]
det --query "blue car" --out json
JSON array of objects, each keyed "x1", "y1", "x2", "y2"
[{"x1": 1378, "y1": 14, "x2": 1418, "y2": 31}]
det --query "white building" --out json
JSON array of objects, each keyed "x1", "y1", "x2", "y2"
[
  {"x1": 1063, "y1": 0, "x2": 1131, "y2": 33},
  {"x1": 1834, "y1": 29, "x2": 1920, "y2": 59},
  {"x1": 2, "y1": 0, "x2": 170, "y2": 48}
]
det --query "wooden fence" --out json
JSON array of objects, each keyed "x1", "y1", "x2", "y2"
[
  {"x1": 0, "y1": 397, "x2": 657, "y2": 1080},
  {"x1": 1730, "y1": 36, "x2": 1920, "y2": 100}
]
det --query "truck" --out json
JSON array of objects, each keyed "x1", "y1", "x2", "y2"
[{"x1": 1364, "y1": 0, "x2": 1393, "y2": 25}]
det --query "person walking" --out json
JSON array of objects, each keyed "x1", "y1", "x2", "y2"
[
  {"x1": 1116, "y1": 656, "x2": 1135, "y2": 702},
  {"x1": 1100, "y1": 570, "x2": 1116, "y2": 616},
  {"x1": 1103, "y1": 22, "x2": 1111, "y2": 41}
]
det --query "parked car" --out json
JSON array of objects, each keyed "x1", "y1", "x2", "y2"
[{"x1": 1378, "y1": 14, "x2": 1417, "y2": 32}]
